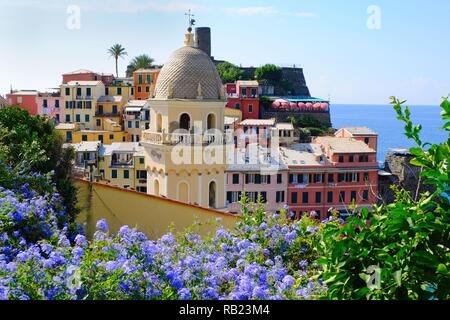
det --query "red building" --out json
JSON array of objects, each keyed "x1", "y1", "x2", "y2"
[
  {"x1": 62, "y1": 69, "x2": 114, "y2": 86},
  {"x1": 6, "y1": 90, "x2": 39, "y2": 115},
  {"x1": 226, "y1": 80, "x2": 260, "y2": 120},
  {"x1": 282, "y1": 128, "x2": 379, "y2": 220}
]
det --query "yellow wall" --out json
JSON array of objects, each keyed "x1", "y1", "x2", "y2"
[
  {"x1": 75, "y1": 179, "x2": 238, "y2": 240},
  {"x1": 73, "y1": 131, "x2": 128, "y2": 144},
  {"x1": 93, "y1": 116, "x2": 122, "y2": 131},
  {"x1": 106, "y1": 85, "x2": 135, "y2": 101}
]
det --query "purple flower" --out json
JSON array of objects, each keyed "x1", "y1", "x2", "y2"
[
  {"x1": 96, "y1": 219, "x2": 109, "y2": 232},
  {"x1": 74, "y1": 235, "x2": 87, "y2": 247},
  {"x1": 178, "y1": 288, "x2": 191, "y2": 300}
]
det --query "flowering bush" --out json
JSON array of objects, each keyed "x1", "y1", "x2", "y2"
[{"x1": 0, "y1": 188, "x2": 327, "y2": 300}]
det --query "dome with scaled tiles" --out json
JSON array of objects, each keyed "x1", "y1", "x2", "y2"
[{"x1": 154, "y1": 32, "x2": 224, "y2": 100}]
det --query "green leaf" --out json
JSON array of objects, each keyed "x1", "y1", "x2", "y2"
[{"x1": 437, "y1": 264, "x2": 448, "y2": 275}]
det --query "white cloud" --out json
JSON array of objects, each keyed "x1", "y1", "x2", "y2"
[{"x1": 225, "y1": 6, "x2": 278, "y2": 16}]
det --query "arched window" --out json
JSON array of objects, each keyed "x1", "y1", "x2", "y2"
[
  {"x1": 179, "y1": 113, "x2": 190, "y2": 131},
  {"x1": 154, "y1": 179, "x2": 160, "y2": 197},
  {"x1": 177, "y1": 182, "x2": 189, "y2": 203},
  {"x1": 207, "y1": 113, "x2": 216, "y2": 130},
  {"x1": 156, "y1": 113, "x2": 162, "y2": 133},
  {"x1": 209, "y1": 181, "x2": 216, "y2": 208}
]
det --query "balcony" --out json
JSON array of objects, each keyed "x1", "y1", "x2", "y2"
[
  {"x1": 96, "y1": 112, "x2": 120, "y2": 117},
  {"x1": 142, "y1": 131, "x2": 227, "y2": 145}
]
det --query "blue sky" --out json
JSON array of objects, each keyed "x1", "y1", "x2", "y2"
[{"x1": 0, "y1": 0, "x2": 449, "y2": 104}]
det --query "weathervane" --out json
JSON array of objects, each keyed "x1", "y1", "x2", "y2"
[{"x1": 185, "y1": 9, "x2": 196, "y2": 32}]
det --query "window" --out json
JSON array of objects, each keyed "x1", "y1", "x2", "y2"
[
  {"x1": 363, "y1": 190, "x2": 369, "y2": 201},
  {"x1": 43, "y1": 99, "x2": 47, "y2": 108},
  {"x1": 138, "y1": 87, "x2": 142, "y2": 93},
  {"x1": 351, "y1": 172, "x2": 360, "y2": 182},
  {"x1": 55, "y1": 114, "x2": 60, "y2": 122},
  {"x1": 291, "y1": 192, "x2": 298, "y2": 204},
  {"x1": 146, "y1": 75, "x2": 151, "y2": 83},
  {"x1": 55, "y1": 100, "x2": 59, "y2": 108},
  {"x1": 235, "y1": 103, "x2": 240, "y2": 109},
  {"x1": 349, "y1": 155, "x2": 354, "y2": 162},
  {"x1": 77, "y1": 101, "x2": 82, "y2": 109},
  {"x1": 339, "y1": 191, "x2": 346, "y2": 202},
  {"x1": 359, "y1": 155, "x2": 369, "y2": 162},
  {"x1": 137, "y1": 187, "x2": 147, "y2": 193},
  {"x1": 364, "y1": 172, "x2": 369, "y2": 182},
  {"x1": 351, "y1": 191, "x2": 357, "y2": 202},
  {"x1": 131, "y1": 88, "x2": 134, "y2": 95},
  {"x1": 85, "y1": 115, "x2": 90, "y2": 123},
  {"x1": 302, "y1": 192, "x2": 309, "y2": 204},
  {"x1": 248, "y1": 105, "x2": 253, "y2": 113},
  {"x1": 276, "y1": 191, "x2": 285, "y2": 203},
  {"x1": 105, "y1": 88, "x2": 109, "y2": 95},
  {"x1": 128, "y1": 121, "x2": 132, "y2": 128},
  {"x1": 76, "y1": 88, "x2": 82, "y2": 97},
  {"x1": 277, "y1": 174, "x2": 282, "y2": 184},
  {"x1": 76, "y1": 114, "x2": 81, "y2": 122},
  {"x1": 227, "y1": 191, "x2": 241, "y2": 204},
  {"x1": 96, "y1": 119, "x2": 101, "y2": 127},
  {"x1": 86, "y1": 88, "x2": 91, "y2": 97},
  {"x1": 117, "y1": 87, "x2": 122, "y2": 95},
  {"x1": 314, "y1": 174, "x2": 324, "y2": 183},
  {"x1": 136, "y1": 170, "x2": 146, "y2": 179},
  {"x1": 65, "y1": 88, "x2": 70, "y2": 96},
  {"x1": 138, "y1": 75, "x2": 143, "y2": 84},
  {"x1": 260, "y1": 192, "x2": 267, "y2": 203},
  {"x1": 328, "y1": 174, "x2": 335, "y2": 183},
  {"x1": 98, "y1": 135, "x2": 103, "y2": 143},
  {"x1": 146, "y1": 86, "x2": 150, "y2": 93},
  {"x1": 241, "y1": 88, "x2": 247, "y2": 97},
  {"x1": 82, "y1": 135, "x2": 87, "y2": 142},
  {"x1": 65, "y1": 115, "x2": 70, "y2": 122},
  {"x1": 139, "y1": 157, "x2": 144, "y2": 164},
  {"x1": 135, "y1": 121, "x2": 140, "y2": 128},
  {"x1": 85, "y1": 101, "x2": 92, "y2": 109},
  {"x1": 364, "y1": 137, "x2": 370, "y2": 144},
  {"x1": 338, "y1": 173, "x2": 346, "y2": 183},
  {"x1": 232, "y1": 174, "x2": 239, "y2": 184},
  {"x1": 327, "y1": 191, "x2": 333, "y2": 203},
  {"x1": 338, "y1": 156, "x2": 344, "y2": 163},
  {"x1": 251, "y1": 88, "x2": 257, "y2": 97},
  {"x1": 109, "y1": 134, "x2": 114, "y2": 140},
  {"x1": 112, "y1": 105, "x2": 118, "y2": 114},
  {"x1": 124, "y1": 170, "x2": 129, "y2": 179},
  {"x1": 112, "y1": 170, "x2": 117, "y2": 179},
  {"x1": 316, "y1": 192, "x2": 322, "y2": 204},
  {"x1": 100, "y1": 169, "x2": 105, "y2": 178}
]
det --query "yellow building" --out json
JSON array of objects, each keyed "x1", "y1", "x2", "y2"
[
  {"x1": 98, "y1": 142, "x2": 147, "y2": 193},
  {"x1": 124, "y1": 100, "x2": 150, "y2": 142},
  {"x1": 141, "y1": 29, "x2": 227, "y2": 210},
  {"x1": 106, "y1": 78, "x2": 135, "y2": 101},
  {"x1": 73, "y1": 130, "x2": 128, "y2": 144},
  {"x1": 55, "y1": 122, "x2": 80, "y2": 143},
  {"x1": 61, "y1": 80, "x2": 105, "y2": 129}
]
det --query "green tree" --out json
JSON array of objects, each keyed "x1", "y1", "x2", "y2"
[
  {"x1": 255, "y1": 64, "x2": 282, "y2": 83},
  {"x1": 315, "y1": 97, "x2": 450, "y2": 300},
  {"x1": 216, "y1": 61, "x2": 243, "y2": 84},
  {"x1": 0, "y1": 106, "x2": 78, "y2": 221},
  {"x1": 108, "y1": 44, "x2": 128, "y2": 78},
  {"x1": 126, "y1": 54, "x2": 155, "y2": 77}
]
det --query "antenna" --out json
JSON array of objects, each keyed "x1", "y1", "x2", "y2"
[{"x1": 184, "y1": 9, "x2": 196, "y2": 32}]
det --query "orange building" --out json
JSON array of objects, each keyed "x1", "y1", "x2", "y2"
[
  {"x1": 6, "y1": 90, "x2": 39, "y2": 115},
  {"x1": 133, "y1": 68, "x2": 160, "y2": 100}
]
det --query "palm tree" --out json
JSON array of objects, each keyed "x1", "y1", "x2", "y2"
[
  {"x1": 108, "y1": 44, "x2": 128, "y2": 78},
  {"x1": 127, "y1": 54, "x2": 155, "y2": 76}
]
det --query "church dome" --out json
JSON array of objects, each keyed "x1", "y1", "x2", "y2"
[{"x1": 154, "y1": 37, "x2": 223, "y2": 100}]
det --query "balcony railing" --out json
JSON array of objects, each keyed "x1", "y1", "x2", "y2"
[{"x1": 142, "y1": 131, "x2": 227, "y2": 145}]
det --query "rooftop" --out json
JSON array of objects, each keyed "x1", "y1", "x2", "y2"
[
  {"x1": 125, "y1": 100, "x2": 149, "y2": 108},
  {"x1": 239, "y1": 118, "x2": 276, "y2": 127},
  {"x1": 97, "y1": 95, "x2": 122, "y2": 103},
  {"x1": 63, "y1": 69, "x2": 95, "y2": 75},
  {"x1": 66, "y1": 81, "x2": 103, "y2": 86},
  {"x1": 100, "y1": 142, "x2": 145, "y2": 157},
  {"x1": 341, "y1": 126, "x2": 377, "y2": 136},
  {"x1": 8, "y1": 90, "x2": 38, "y2": 96},
  {"x1": 236, "y1": 80, "x2": 259, "y2": 87},
  {"x1": 64, "y1": 141, "x2": 101, "y2": 152},
  {"x1": 134, "y1": 68, "x2": 161, "y2": 73},
  {"x1": 55, "y1": 123, "x2": 77, "y2": 130},
  {"x1": 318, "y1": 137, "x2": 376, "y2": 154},
  {"x1": 280, "y1": 143, "x2": 329, "y2": 167},
  {"x1": 227, "y1": 145, "x2": 288, "y2": 172},
  {"x1": 224, "y1": 116, "x2": 239, "y2": 126},
  {"x1": 275, "y1": 123, "x2": 295, "y2": 130}
]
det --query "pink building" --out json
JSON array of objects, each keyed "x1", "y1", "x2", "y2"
[
  {"x1": 6, "y1": 91, "x2": 39, "y2": 115},
  {"x1": 63, "y1": 69, "x2": 114, "y2": 86},
  {"x1": 226, "y1": 149, "x2": 289, "y2": 213},
  {"x1": 36, "y1": 92, "x2": 64, "y2": 123},
  {"x1": 226, "y1": 80, "x2": 260, "y2": 120}
]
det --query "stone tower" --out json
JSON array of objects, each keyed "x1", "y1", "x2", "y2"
[
  {"x1": 195, "y1": 27, "x2": 211, "y2": 58},
  {"x1": 141, "y1": 29, "x2": 227, "y2": 209}
]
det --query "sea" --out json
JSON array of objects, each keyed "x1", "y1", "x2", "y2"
[{"x1": 330, "y1": 104, "x2": 447, "y2": 164}]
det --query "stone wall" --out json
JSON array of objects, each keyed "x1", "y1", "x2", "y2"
[{"x1": 260, "y1": 108, "x2": 332, "y2": 128}]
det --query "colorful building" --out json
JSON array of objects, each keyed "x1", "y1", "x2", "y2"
[
  {"x1": 61, "y1": 80, "x2": 105, "y2": 129},
  {"x1": 72, "y1": 130, "x2": 128, "y2": 144},
  {"x1": 124, "y1": 100, "x2": 150, "y2": 142},
  {"x1": 98, "y1": 142, "x2": 147, "y2": 193},
  {"x1": 226, "y1": 80, "x2": 260, "y2": 120},
  {"x1": 64, "y1": 141, "x2": 101, "y2": 178},
  {"x1": 36, "y1": 91, "x2": 64, "y2": 122},
  {"x1": 106, "y1": 78, "x2": 135, "y2": 101},
  {"x1": 133, "y1": 68, "x2": 160, "y2": 100},
  {"x1": 55, "y1": 123, "x2": 80, "y2": 143},
  {"x1": 62, "y1": 69, "x2": 114, "y2": 86},
  {"x1": 6, "y1": 90, "x2": 39, "y2": 115}
]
